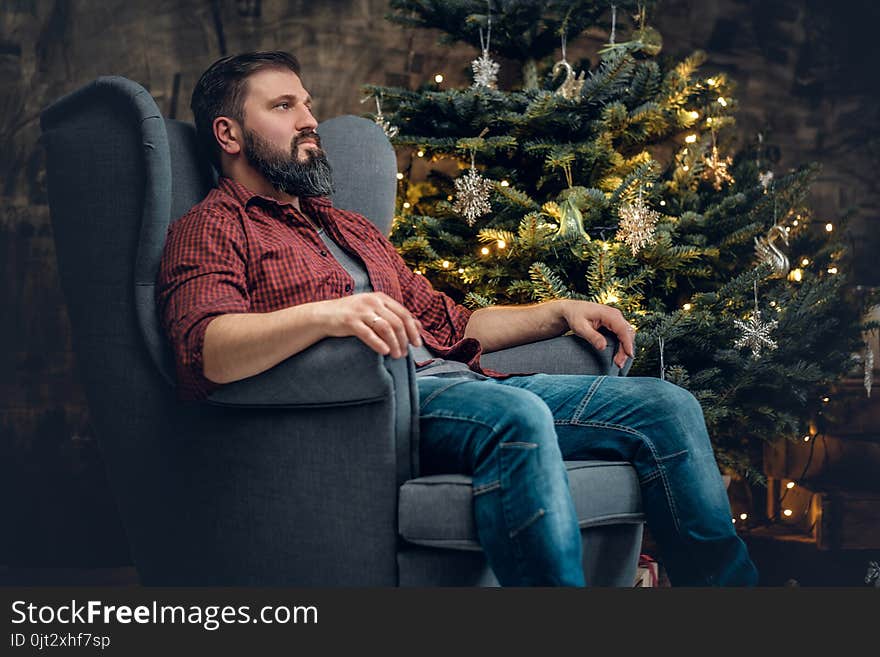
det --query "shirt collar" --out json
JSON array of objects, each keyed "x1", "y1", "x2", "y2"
[{"x1": 217, "y1": 176, "x2": 333, "y2": 213}]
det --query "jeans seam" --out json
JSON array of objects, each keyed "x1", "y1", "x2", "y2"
[
  {"x1": 509, "y1": 508, "x2": 546, "y2": 538},
  {"x1": 570, "y1": 375, "x2": 606, "y2": 423},
  {"x1": 556, "y1": 418, "x2": 684, "y2": 534},
  {"x1": 419, "y1": 378, "x2": 474, "y2": 411},
  {"x1": 473, "y1": 480, "x2": 501, "y2": 495}
]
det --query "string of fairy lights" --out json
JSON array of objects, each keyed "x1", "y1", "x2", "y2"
[{"x1": 380, "y1": 7, "x2": 850, "y2": 536}]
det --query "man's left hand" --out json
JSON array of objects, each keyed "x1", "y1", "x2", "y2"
[{"x1": 557, "y1": 300, "x2": 636, "y2": 369}]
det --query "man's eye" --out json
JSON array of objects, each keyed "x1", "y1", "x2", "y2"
[{"x1": 276, "y1": 102, "x2": 290, "y2": 109}]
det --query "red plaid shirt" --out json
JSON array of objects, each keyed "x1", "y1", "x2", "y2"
[{"x1": 157, "y1": 176, "x2": 502, "y2": 400}]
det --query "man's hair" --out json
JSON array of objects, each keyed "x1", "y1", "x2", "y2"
[{"x1": 190, "y1": 51, "x2": 302, "y2": 172}]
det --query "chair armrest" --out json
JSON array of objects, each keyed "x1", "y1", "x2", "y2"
[
  {"x1": 479, "y1": 329, "x2": 633, "y2": 376},
  {"x1": 205, "y1": 336, "x2": 413, "y2": 408}
]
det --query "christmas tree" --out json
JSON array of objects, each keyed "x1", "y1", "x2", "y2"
[{"x1": 363, "y1": 0, "x2": 879, "y2": 487}]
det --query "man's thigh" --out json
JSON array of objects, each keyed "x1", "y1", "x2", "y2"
[
  {"x1": 497, "y1": 373, "x2": 707, "y2": 463},
  {"x1": 416, "y1": 375, "x2": 554, "y2": 476}
]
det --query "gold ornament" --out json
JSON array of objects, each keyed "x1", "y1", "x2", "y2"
[
  {"x1": 554, "y1": 196, "x2": 590, "y2": 256},
  {"x1": 702, "y1": 145, "x2": 734, "y2": 190},
  {"x1": 754, "y1": 224, "x2": 790, "y2": 278},
  {"x1": 552, "y1": 60, "x2": 586, "y2": 100}
]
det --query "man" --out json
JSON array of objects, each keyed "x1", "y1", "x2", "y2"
[{"x1": 157, "y1": 51, "x2": 758, "y2": 586}]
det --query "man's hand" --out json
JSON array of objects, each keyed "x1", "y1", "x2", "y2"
[
  {"x1": 557, "y1": 300, "x2": 635, "y2": 369},
  {"x1": 315, "y1": 292, "x2": 423, "y2": 359}
]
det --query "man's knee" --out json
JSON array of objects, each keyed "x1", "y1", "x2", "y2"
[{"x1": 473, "y1": 386, "x2": 559, "y2": 461}]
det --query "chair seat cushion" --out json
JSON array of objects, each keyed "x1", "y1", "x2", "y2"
[{"x1": 399, "y1": 460, "x2": 644, "y2": 551}]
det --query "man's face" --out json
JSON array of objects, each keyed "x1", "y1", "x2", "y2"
[{"x1": 238, "y1": 68, "x2": 334, "y2": 197}]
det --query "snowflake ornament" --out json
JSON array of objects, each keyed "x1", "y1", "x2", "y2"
[
  {"x1": 733, "y1": 309, "x2": 778, "y2": 358},
  {"x1": 452, "y1": 165, "x2": 493, "y2": 225},
  {"x1": 702, "y1": 145, "x2": 734, "y2": 191},
  {"x1": 472, "y1": 51, "x2": 500, "y2": 89},
  {"x1": 616, "y1": 191, "x2": 660, "y2": 255},
  {"x1": 471, "y1": 21, "x2": 500, "y2": 89}
]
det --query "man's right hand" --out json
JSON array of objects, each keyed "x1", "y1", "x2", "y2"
[{"x1": 314, "y1": 292, "x2": 423, "y2": 359}]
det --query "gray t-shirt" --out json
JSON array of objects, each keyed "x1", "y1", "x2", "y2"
[{"x1": 316, "y1": 227, "x2": 487, "y2": 380}]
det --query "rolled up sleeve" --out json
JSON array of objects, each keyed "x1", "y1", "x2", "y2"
[{"x1": 156, "y1": 210, "x2": 250, "y2": 400}]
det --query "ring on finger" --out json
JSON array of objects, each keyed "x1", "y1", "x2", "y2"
[{"x1": 371, "y1": 315, "x2": 382, "y2": 324}]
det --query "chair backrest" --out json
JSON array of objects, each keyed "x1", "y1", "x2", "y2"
[{"x1": 39, "y1": 76, "x2": 397, "y2": 582}]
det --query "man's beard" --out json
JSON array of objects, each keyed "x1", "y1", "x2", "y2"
[{"x1": 242, "y1": 126, "x2": 335, "y2": 198}]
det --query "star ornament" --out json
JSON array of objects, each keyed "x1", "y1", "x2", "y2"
[
  {"x1": 616, "y1": 197, "x2": 660, "y2": 255},
  {"x1": 733, "y1": 310, "x2": 778, "y2": 358}
]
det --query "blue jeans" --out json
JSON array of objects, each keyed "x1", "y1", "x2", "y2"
[{"x1": 417, "y1": 373, "x2": 759, "y2": 587}]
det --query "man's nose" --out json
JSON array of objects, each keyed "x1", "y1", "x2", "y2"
[{"x1": 296, "y1": 107, "x2": 318, "y2": 131}]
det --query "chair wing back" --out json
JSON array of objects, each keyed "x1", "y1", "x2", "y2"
[
  {"x1": 317, "y1": 114, "x2": 398, "y2": 235},
  {"x1": 40, "y1": 77, "x2": 191, "y2": 582}
]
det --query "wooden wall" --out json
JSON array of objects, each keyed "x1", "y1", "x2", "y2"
[{"x1": 2, "y1": 0, "x2": 877, "y2": 568}]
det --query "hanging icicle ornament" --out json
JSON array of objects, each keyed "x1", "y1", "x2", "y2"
[
  {"x1": 658, "y1": 336, "x2": 666, "y2": 381},
  {"x1": 701, "y1": 131, "x2": 734, "y2": 191},
  {"x1": 756, "y1": 133, "x2": 774, "y2": 192},
  {"x1": 616, "y1": 188, "x2": 660, "y2": 256},
  {"x1": 452, "y1": 150, "x2": 493, "y2": 225},
  {"x1": 865, "y1": 335, "x2": 875, "y2": 398},
  {"x1": 471, "y1": 14, "x2": 500, "y2": 89},
  {"x1": 552, "y1": 31, "x2": 586, "y2": 100},
  {"x1": 609, "y1": 4, "x2": 618, "y2": 44},
  {"x1": 372, "y1": 95, "x2": 398, "y2": 139},
  {"x1": 733, "y1": 280, "x2": 778, "y2": 358},
  {"x1": 754, "y1": 198, "x2": 790, "y2": 278}
]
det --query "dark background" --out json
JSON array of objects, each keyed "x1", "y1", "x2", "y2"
[{"x1": 2, "y1": 0, "x2": 878, "y2": 583}]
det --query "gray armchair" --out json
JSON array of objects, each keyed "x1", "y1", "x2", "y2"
[{"x1": 39, "y1": 76, "x2": 644, "y2": 586}]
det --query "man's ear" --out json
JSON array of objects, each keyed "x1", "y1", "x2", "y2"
[{"x1": 213, "y1": 116, "x2": 242, "y2": 156}]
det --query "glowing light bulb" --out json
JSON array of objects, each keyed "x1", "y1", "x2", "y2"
[
  {"x1": 457, "y1": 268, "x2": 464, "y2": 274},
  {"x1": 396, "y1": 172, "x2": 404, "y2": 180},
  {"x1": 786, "y1": 482, "x2": 796, "y2": 489},
  {"x1": 801, "y1": 258, "x2": 810, "y2": 266},
  {"x1": 732, "y1": 518, "x2": 736, "y2": 523},
  {"x1": 685, "y1": 134, "x2": 697, "y2": 143},
  {"x1": 707, "y1": 78, "x2": 717, "y2": 86},
  {"x1": 682, "y1": 165, "x2": 690, "y2": 171},
  {"x1": 497, "y1": 239, "x2": 506, "y2": 249},
  {"x1": 434, "y1": 74, "x2": 444, "y2": 83},
  {"x1": 740, "y1": 513, "x2": 748, "y2": 520},
  {"x1": 480, "y1": 247, "x2": 490, "y2": 255},
  {"x1": 447, "y1": 195, "x2": 453, "y2": 201},
  {"x1": 718, "y1": 97, "x2": 728, "y2": 106},
  {"x1": 789, "y1": 269, "x2": 803, "y2": 282},
  {"x1": 792, "y1": 220, "x2": 798, "y2": 226},
  {"x1": 607, "y1": 294, "x2": 619, "y2": 304},
  {"x1": 417, "y1": 150, "x2": 425, "y2": 157},
  {"x1": 822, "y1": 397, "x2": 830, "y2": 403},
  {"x1": 770, "y1": 301, "x2": 776, "y2": 307},
  {"x1": 442, "y1": 260, "x2": 450, "y2": 268},
  {"x1": 689, "y1": 110, "x2": 700, "y2": 119},
  {"x1": 783, "y1": 509, "x2": 793, "y2": 517},
  {"x1": 402, "y1": 202, "x2": 411, "y2": 209},
  {"x1": 825, "y1": 223, "x2": 833, "y2": 232},
  {"x1": 683, "y1": 303, "x2": 692, "y2": 311},
  {"x1": 660, "y1": 200, "x2": 666, "y2": 206},
  {"x1": 827, "y1": 267, "x2": 838, "y2": 274},
  {"x1": 500, "y1": 180, "x2": 509, "y2": 187},
  {"x1": 803, "y1": 435, "x2": 811, "y2": 442}
]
